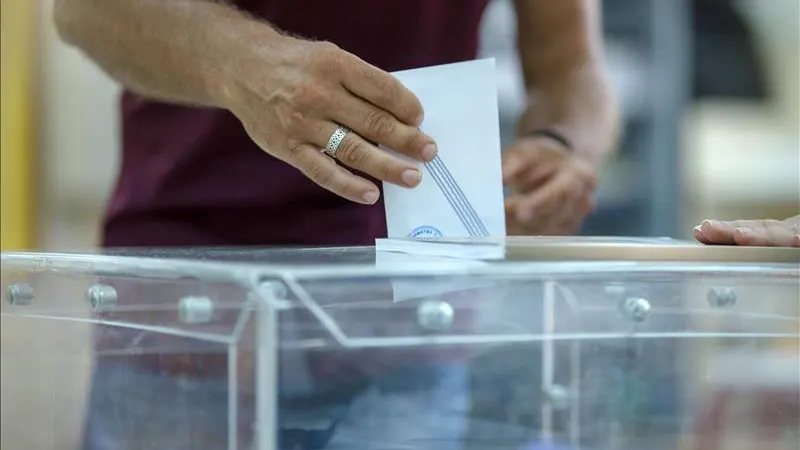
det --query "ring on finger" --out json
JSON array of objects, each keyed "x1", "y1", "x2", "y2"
[{"x1": 323, "y1": 125, "x2": 351, "y2": 158}]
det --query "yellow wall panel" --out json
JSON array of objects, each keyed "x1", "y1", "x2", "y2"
[{"x1": 1, "y1": 0, "x2": 37, "y2": 250}]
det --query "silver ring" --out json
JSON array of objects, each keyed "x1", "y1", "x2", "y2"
[{"x1": 324, "y1": 126, "x2": 350, "y2": 158}]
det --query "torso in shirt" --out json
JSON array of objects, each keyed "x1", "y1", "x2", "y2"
[{"x1": 104, "y1": 0, "x2": 489, "y2": 248}]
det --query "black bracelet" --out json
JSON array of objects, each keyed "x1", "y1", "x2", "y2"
[{"x1": 529, "y1": 129, "x2": 573, "y2": 152}]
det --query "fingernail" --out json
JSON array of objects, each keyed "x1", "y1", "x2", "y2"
[
  {"x1": 735, "y1": 227, "x2": 752, "y2": 237},
  {"x1": 421, "y1": 144, "x2": 437, "y2": 162},
  {"x1": 693, "y1": 225, "x2": 702, "y2": 233},
  {"x1": 415, "y1": 112, "x2": 425, "y2": 127},
  {"x1": 401, "y1": 169, "x2": 421, "y2": 187},
  {"x1": 362, "y1": 191, "x2": 379, "y2": 204}
]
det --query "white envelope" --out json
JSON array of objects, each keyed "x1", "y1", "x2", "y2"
[
  {"x1": 381, "y1": 58, "x2": 507, "y2": 241},
  {"x1": 375, "y1": 59, "x2": 506, "y2": 301}
]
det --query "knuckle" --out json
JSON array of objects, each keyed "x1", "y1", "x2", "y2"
[
  {"x1": 372, "y1": 79, "x2": 400, "y2": 105},
  {"x1": 291, "y1": 82, "x2": 330, "y2": 110},
  {"x1": 316, "y1": 40, "x2": 341, "y2": 53},
  {"x1": 285, "y1": 139, "x2": 305, "y2": 159},
  {"x1": 373, "y1": 157, "x2": 396, "y2": 180},
  {"x1": 336, "y1": 137, "x2": 369, "y2": 166},
  {"x1": 311, "y1": 41, "x2": 345, "y2": 74},
  {"x1": 364, "y1": 110, "x2": 397, "y2": 139},
  {"x1": 402, "y1": 129, "x2": 426, "y2": 154},
  {"x1": 369, "y1": 76, "x2": 407, "y2": 109},
  {"x1": 283, "y1": 111, "x2": 308, "y2": 135},
  {"x1": 390, "y1": 86, "x2": 422, "y2": 121},
  {"x1": 306, "y1": 163, "x2": 335, "y2": 187}
]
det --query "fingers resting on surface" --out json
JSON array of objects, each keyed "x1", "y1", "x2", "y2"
[{"x1": 693, "y1": 217, "x2": 800, "y2": 247}]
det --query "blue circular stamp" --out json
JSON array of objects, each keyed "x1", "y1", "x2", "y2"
[{"x1": 408, "y1": 226, "x2": 443, "y2": 239}]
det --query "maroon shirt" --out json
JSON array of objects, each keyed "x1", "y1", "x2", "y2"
[{"x1": 104, "y1": 0, "x2": 489, "y2": 248}]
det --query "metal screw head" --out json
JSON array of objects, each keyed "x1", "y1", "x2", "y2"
[
  {"x1": 6, "y1": 283, "x2": 34, "y2": 306},
  {"x1": 543, "y1": 384, "x2": 571, "y2": 410},
  {"x1": 179, "y1": 296, "x2": 214, "y2": 324},
  {"x1": 259, "y1": 281, "x2": 288, "y2": 298},
  {"x1": 257, "y1": 281, "x2": 293, "y2": 309},
  {"x1": 619, "y1": 297, "x2": 651, "y2": 323},
  {"x1": 86, "y1": 284, "x2": 118, "y2": 310},
  {"x1": 417, "y1": 299, "x2": 455, "y2": 332},
  {"x1": 707, "y1": 287, "x2": 737, "y2": 308}
]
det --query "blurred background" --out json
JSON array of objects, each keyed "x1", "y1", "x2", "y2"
[{"x1": 1, "y1": 0, "x2": 798, "y2": 251}]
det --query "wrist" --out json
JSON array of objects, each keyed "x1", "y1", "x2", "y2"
[
  {"x1": 524, "y1": 129, "x2": 574, "y2": 153},
  {"x1": 518, "y1": 67, "x2": 620, "y2": 164},
  {"x1": 205, "y1": 18, "x2": 286, "y2": 110}
]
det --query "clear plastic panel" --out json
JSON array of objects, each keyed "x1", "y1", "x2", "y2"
[
  {"x1": 1, "y1": 255, "x2": 258, "y2": 450},
  {"x1": 2, "y1": 248, "x2": 799, "y2": 450}
]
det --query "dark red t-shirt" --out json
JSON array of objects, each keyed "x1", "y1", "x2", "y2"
[{"x1": 103, "y1": 0, "x2": 489, "y2": 248}]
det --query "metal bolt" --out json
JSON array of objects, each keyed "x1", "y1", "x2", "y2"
[
  {"x1": 707, "y1": 287, "x2": 737, "y2": 308},
  {"x1": 260, "y1": 281, "x2": 287, "y2": 298},
  {"x1": 543, "y1": 384, "x2": 571, "y2": 410},
  {"x1": 6, "y1": 283, "x2": 34, "y2": 306},
  {"x1": 258, "y1": 281, "x2": 293, "y2": 309},
  {"x1": 417, "y1": 299, "x2": 455, "y2": 332},
  {"x1": 86, "y1": 284, "x2": 118, "y2": 310},
  {"x1": 619, "y1": 297, "x2": 651, "y2": 323},
  {"x1": 179, "y1": 296, "x2": 214, "y2": 324}
]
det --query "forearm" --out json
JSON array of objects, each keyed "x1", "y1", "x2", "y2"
[
  {"x1": 513, "y1": 0, "x2": 620, "y2": 162},
  {"x1": 54, "y1": 0, "x2": 279, "y2": 107}
]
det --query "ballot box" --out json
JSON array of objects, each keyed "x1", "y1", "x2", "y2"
[{"x1": 1, "y1": 238, "x2": 798, "y2": 450}]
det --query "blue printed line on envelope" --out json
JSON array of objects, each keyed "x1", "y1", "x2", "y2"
[
  {"x1": 424, "y1": 155, "x2": 490, "y2": 237},
  {"x1": 428, "y1": 157, "x2": 490, "y2": 236}
]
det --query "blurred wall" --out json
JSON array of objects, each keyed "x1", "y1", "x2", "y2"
[
  {"x1": 37, "y1": 0, "x2": 120, "y2": 250},
  {"x1": 1, "y1": 0, "x2": 37, "y2": 250},
  {"x1": 28, "y1": 0, "x2": 800, "y2": 250},
  {"x1": 682, "y1": 0, "x2": 800, "y2": 233}
]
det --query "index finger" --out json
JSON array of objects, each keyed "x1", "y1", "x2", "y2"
[{"x1": 340, "y1": 55, "x2": 424, "y2": 126}]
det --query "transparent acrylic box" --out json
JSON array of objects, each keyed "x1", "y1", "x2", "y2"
[{"x1": 1, "y1": 238, "x2": 798, "y2": 450}]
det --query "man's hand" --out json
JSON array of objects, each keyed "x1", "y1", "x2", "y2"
[
  {"x1": 693, "y1": 215, "x2": 800, "y2": 247},
  {"x1": 503, "y1": 136, "x2": 597, "y2": 235},
  {"x1": 224, "y1": 38, "x2": 436, "y2": 205},
  {"x1": 508, "y1": 0, "x2": 619, "y2": 236}
]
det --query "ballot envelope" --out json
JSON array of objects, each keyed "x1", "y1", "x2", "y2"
[{"x1": 1, "y1": 238, "x2": 798, "y2": 450}]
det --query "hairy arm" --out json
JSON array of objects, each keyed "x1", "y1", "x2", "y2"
[
  {"x1": 53, "y1": 0, "x2": 280, "y2": 107},
  {"x1": 512, "y1": 0, "x2": 620, "y2": 162}
]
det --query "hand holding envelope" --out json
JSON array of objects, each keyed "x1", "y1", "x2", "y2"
[
  {"x1": 376, "y1": 59, "x2": 507, "y2": 300},
  {"x1": 381, "y1": 59, "x2": 507, "y2": 241}
]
